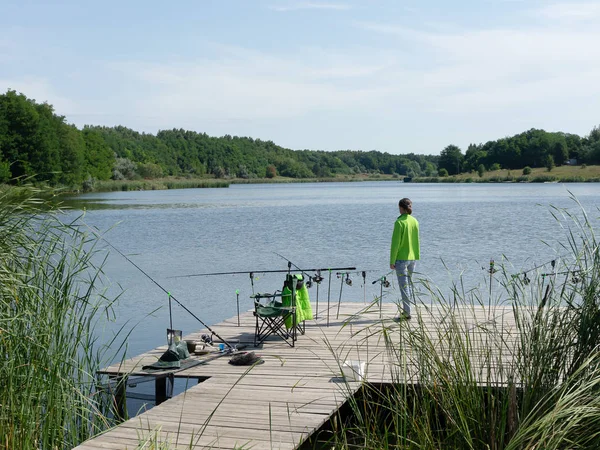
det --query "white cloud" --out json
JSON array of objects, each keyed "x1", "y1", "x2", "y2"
[
  {"x1": 537, "y1": 2, "x2": 600, "y2": 22},
  {"x1": 353, "y1": 9, "x2": 600, "y2": 116},
  {"x1": 112, "y1": 62, "x2": 385, "y2": 123},
  {"x1": 270, "y1": 2, "x2": 352, "y2": 12}
]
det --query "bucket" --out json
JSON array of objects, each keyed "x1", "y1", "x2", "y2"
[
  {"x1": 185, "y1": 340, "x2": 197, "y2": 353},
  {"x1": 342, "y1": 360, "x2": 365, "y2": 381}
]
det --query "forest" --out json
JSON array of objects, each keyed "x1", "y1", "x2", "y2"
[{"x1": 1, "y1": 89, "x2": 599, "y2": 190}]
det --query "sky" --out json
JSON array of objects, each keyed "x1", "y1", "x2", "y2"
[{"x1": 1, "y1": 0, "x2": 599, "y2": 155}]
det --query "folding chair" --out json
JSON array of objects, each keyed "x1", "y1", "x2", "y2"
[
  {"x1": 252, "y1": 289, "x2": 298, "y2": 347},
  {"x1": 282, "y1": 274, "x2": 308, "y2": 337}
]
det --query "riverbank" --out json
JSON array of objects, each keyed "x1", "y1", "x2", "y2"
[
  {"x1": 9, "y1": 164, "x2": 600, "y2": 195},
  {"x1": 73, "y1": 172, "x2": 398, "y2": 193},
  {"x1": 412, "y1": 164, "x2": 600, "y2": 183}
]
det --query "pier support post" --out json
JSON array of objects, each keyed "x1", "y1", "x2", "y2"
[
  {"x1": 110, "y1": 375, "x2": 128, "y2": 422},
  {"x1": 155, "y1": 376, "x2": 168, "y2": 405}
]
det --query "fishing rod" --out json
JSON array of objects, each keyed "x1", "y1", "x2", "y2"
[
  {"x1": 167, "y1": 268, "x2": 305, "y2": 279},
  {"x1": 84, "y1": 224, "x2": 237, "y2": 351},
  {"x1": 273, "y1": 252, "x2": 357, "y2": 277},
  {"x1": 168, "y1": 264, "x2": 360, "y2": 280},
  {"x1": 508, "y1": 253, "x2": 571, "y2": 280}
]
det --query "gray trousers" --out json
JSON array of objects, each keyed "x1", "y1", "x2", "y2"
[{"x1": 395, "y1": 260, "x2": 416, "y2": 315}]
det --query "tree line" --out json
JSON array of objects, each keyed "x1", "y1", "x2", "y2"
[
  {"x1": 1, "y1": 89, "x2": 599, "y2": 189},
  {"x1": 0, "y1": 90, "x2": 438, "y2": 188},
  {"x1": 438, "y1": 127, "x2": 600, "y2": 176}
]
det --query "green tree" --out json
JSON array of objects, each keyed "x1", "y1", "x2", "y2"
[
  {"x1": 82, "y1": 128, "x2": 114, "y2": 180},
  {"x1": 438, "y1": 145, "x2": 464, "y2": 175},
  {"x1": 545, "y1": 154, "x2": 555, "y2": 171},
  {"x1": 0, "y1": 90, "x2": 42, "y2": 180},
  {"x1": 57, "y1": 124, "x2": 85, "y2": 186},
  {"x1": 477, "y1": 164, "x2": 485, "y2": 178},
  {"x1": 551, "y1": 140, "x2": 569, "y2": 165}
]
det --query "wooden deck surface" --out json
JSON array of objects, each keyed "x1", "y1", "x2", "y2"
[{"x1": 74, "y1": 301, "x2": 518, "y2": 449}]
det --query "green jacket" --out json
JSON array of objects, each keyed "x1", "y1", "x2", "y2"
[
  {"x1": 282, "y1": 274, "x2": 313, "y2": 329},
  {"x1": 390, "y1": 214, "x2": 420, "y2": 264}
]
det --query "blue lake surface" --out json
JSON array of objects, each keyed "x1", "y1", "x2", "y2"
[{"x1": 64, "y1": 182, "x2": 600, "y2": 360}]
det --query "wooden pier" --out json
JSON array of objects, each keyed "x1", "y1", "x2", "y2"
[{"x1": 74, "y1": 302, "x2": 518, "y2": 449}]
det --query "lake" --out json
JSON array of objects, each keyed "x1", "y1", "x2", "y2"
[{"x1": 64, "y1": 181, "x2": 600, "y2": 359}]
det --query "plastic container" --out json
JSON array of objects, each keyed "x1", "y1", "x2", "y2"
[{"x1": 342, "y1": 360, "x2": 365, "y2": 381}]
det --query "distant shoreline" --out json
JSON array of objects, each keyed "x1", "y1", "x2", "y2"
[{"x1": 53, "y1": 166, "x2": 600, "y2": 195}]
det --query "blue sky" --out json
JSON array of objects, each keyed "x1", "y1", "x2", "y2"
[{"x1": 1, "y1": 0, "x2": 599, "y2": 155}]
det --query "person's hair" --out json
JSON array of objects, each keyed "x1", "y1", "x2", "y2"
[{"x1": 399, "y1": 198, "x2": 412, "y2": 214}]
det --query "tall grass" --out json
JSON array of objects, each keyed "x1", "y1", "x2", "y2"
[
  {"x1": 0, "y1": 185, "x2": 122, "y2": 448},
  {"x1": 92, "y1": 178, "x2": 229, "y2": 192},
  {"x1": 319, "y1": 196, "x2": 600, "y2": 449}
]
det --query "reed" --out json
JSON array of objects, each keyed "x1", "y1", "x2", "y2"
[
  {"x1": 92, "y1": 178, "x2": 230, "y2": 192},
  {"x1": 0, "y1": 185, "x2": 123, "y2": 449},
  {"x1": 312, "y1": 196, "x2": 600, "y2": 449}
]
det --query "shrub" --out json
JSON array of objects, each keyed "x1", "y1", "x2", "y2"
[
  {"x1": 477, "y1": 164, "x2": 485, "y2": 178},
  {"x1": 82, "y1": 175, "x2": 96, "y2": 192},
  {"x1": 531, "y1": 175, "x2": 558, "y2": 183},
  {"x1": 438, "y1": 168, "x2": 449, "y2": 177},
  {"x1": 523, "y1": 166, "x2": 532, "y2": 175},
  {"x1": 545, "y1": 155, "x2": 555, "y2": 172},
  {"x1": 137, "y1": 162, "x2": 164, "y2": 179},
  {"x1": 112, "y1": 157, "x2": 138, "y2": 180},
  {"x1": 265, "y1": 165, "x2": 277, "y2": 178}
]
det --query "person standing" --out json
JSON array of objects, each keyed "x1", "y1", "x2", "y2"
[{"x1": 389, "y1": 198, "x2": 420, "y2": 320}]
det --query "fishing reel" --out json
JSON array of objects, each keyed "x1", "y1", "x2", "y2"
[
  {"x1": 310, "y1": 272, "x2": 324, "y2": 286},
  {"x1": 382, "y1": 277, "x2": 390, "y2": 288},
  {"x1": 345, "y1": 273, "x2": 352, "y2": 286},
  {"x1": 336, "y1": 272, "x2": 353, "y2": 286}
]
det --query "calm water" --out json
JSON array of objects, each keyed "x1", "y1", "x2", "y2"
[{"x1": 64, "y1": 182, "x2": 600, "y2": 359}]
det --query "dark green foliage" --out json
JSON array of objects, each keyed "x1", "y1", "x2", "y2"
[
  {"x1": 438, "y1": 144, "x2": 463, "y2": 175},
  {"x1": 477, "y1": 164, "x2": 485, "y2": 177},
  {"x1": 0, "y1": 90, "x2": 113, "y2": 187},
  {"x1": 137, "y1": 162, "x2": 163, "y2": 179},
  {"x1": 0, "y1": 90, "x2": 440, "y2": 188},
  {"x1": 523, "y1": 166, "x2": 532, "y2": 175},
  {"x1": 545, "y1": 154, "x2": 555, "y2": 171},
  {"x1": 82, "y1": 127, "x2": 114, "y2": 180},
  {"x1": 2, "y1": 90, "x2": 600, "y2": 188}
]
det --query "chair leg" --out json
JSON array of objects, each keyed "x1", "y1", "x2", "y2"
[{"x1": 255, "y1": 314, "x2": 296, "y2": 347}]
